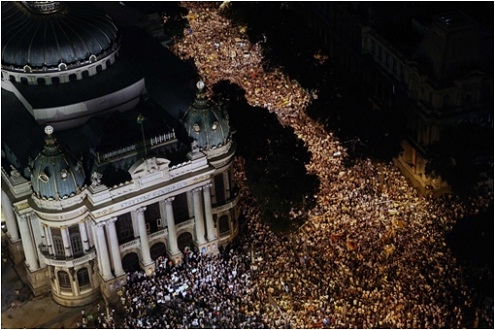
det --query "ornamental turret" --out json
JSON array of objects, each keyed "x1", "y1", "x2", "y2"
[
  {"x1": 181, "y1": 81, "x2": 233, "y2": 159},
  {"x1": 30, "y1": 126, "x2": 85, "y2": 200}
]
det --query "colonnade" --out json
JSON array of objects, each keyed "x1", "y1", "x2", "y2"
[
  {"x1": 2, "y1": 180, "x2": 221, "y2": 284},
  {"x1": 91, "y1": 182, "x2": 218, "y2": 281}
]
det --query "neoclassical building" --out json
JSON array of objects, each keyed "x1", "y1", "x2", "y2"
[{"x1": 1, "y1": 2, "x2": 239, "y2": 306}]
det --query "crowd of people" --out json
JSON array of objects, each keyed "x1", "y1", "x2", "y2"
[{"x1": 116, "y1": 2, "x2": 494, "y2": 328}]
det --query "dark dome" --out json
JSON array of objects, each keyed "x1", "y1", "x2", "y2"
[
  {"x1": 30, "y1": 126, "x2": 85, "y2": 200},
  {"x1": 182, "y1": 81, "x2": 231, "y2": 151},
  {"x1": 1, "y1": 1, "x2": 120, "y2": 69}
]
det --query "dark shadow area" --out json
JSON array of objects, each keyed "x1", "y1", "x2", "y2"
[
  {"x1": 221, "y1": 2, "x2": 408, "y2": 166},
  {"x1": 212, "y1": 81, "x2": 319, "y2": 232},
  {"x1": 446, "y1": 200, "x2": 494, "y2": 328},
  {"x1": 426, "y1": 123, "x2": 494, "y2": 197}
]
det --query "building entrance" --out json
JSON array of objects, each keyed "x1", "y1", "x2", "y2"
[
  {"x1": 150, "y1": 242, "x2": 166, "y2": 260},
  {"x1": 122, "y1": 252, "x2": 140, "y2": 273},
  {"x1": 177, "y1": 232, "x2": 193, "y2": 252}
]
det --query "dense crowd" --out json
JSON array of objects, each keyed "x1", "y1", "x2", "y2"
[{"x1": 116, "y1": 2, "x2": 494, "y2": 329}]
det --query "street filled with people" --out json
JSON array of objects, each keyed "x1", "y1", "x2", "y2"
[{"x1": 117, "y1": 2, "x2": 493, "y2": 328}]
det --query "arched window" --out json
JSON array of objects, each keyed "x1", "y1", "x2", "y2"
[
  {"x1": 58, "y1": 271, "x2": 71, "y2": 289},
  {"x1": 96, "y1": 65, "x2": 103, "y2": 73},
  {"x1": 51, "y1": 76, "x2": 60, "y2": 85},
  {"x1": 81, "y1": 70, "x2": 89, "y2": 79},
  {"x1": 77, "y1": 268, "x2": 90, "y2": 288},
  {"x1": 69, "y1": 74, "x2": 77, "y2": 82},
  {"x1": 37, "y1": 78, "x2": 46, "y2": 85}
]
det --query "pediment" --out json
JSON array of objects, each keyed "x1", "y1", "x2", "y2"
[{"x1": 129, "y1": 157, "x2": 170, "y2": 179}]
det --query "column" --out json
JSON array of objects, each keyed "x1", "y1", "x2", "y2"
[
  {"x1": 71, "y1": 268, "x2": 80, "y2": 295},
  {"x1": 18, "y1": 214, "x2": 39, "y2": 271},
  {"x1": 106, "y1": 218, "x2": 125, "y2": 277},
  {"x1": 95, "y1": 223, "x2": 113, "y2": 280},
  {"x1": 162, "y1": 198, "x2": 179, "y2": 255},
  {"x1": 210, "y1": 179, "x2": 217, "y2": 205},
  {"x1": 79, "y1": 221, "x2": 90, "y2": 251},
  {"x1": 186, "y1": 191, "x2": 194, "y2": 218},
  {"x1": 2, "y1": 190, "x2": 19, "y2": 241},
  {"x1": 136, "y1": 207, "x2": 153, "y2": 265},
  {"x1": 192, "y1": 188, "x2": 206, "y2": 244},
  {"x1": 31, "y1": 218, "x2": 46, "y2": 268},
  {"x1": 40, "y1": 224, "x2": 48, "y2": 247},
  {"x1": 203, "y1": 185, "x2": 216, "y2": 241},
  {"x1": 60, "y1": 226, "x2": 72, "y2": 258},
  {"x1": 44, "y1": 225, "x2": 54, "y2": 255}
]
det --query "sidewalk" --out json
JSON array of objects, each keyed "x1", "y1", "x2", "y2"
[{"x1": 1, "y1": 251, "x2": 112, "y2": 329}]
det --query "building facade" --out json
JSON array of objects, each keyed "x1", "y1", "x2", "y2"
[
  {"x1": 1, "y1": 2, "x2": 239, "y2": 307},
  {"x1": 296, "y1": 2, "x2": 493, "y2": 196}
]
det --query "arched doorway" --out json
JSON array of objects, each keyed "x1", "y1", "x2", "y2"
[
  {"x1": 122, "y1": 252, "x2": 140, "y2": 273},
  {"x1": 177, "y1": 232, "x2": 193, "y2": 252},
  {"x1": 150, "y1": 242, "x2": 166, "y2": 260}
]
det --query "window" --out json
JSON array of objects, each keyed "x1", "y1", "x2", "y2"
[
  {"x1": 214, "y1": 174, "x2": 225, "y2": 204},
  {"x1": 218, "y1": 215, "x2": 230, "y2": 235},
  {"x1": 443, "y1": 95, "x2": 450, "y2": 109},
  {"x1": 116, "y1": 213, "x2": 134, "y2": 244},
  {"x1": 51, "y1": 228, "x2": 65, "y2": 258},
  {"x1": 37, "y1": 78, "x2": 46, "y2": 85},
  {"x1": 51, "y1": 76, "x2": 60, "y2": 85},
  {"x1": 145, "y1": 203, "x2": 160, "y2": 233},
  {"x1": 77, "y1": 268, "x2": 90, "y2": 287},
  {"x1": 58, "y1": 271, "x2": 71, "y2": 288},
  {"x1": 70, "y1": 226, "x2": 83, "y2": 257},
  {"x1": 172, "y1": 193, "x2": 189, "y2": 224}
]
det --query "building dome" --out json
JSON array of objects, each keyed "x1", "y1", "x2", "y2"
[
  {"x1": 30, "y1": 126, "x2": 85, "y2": 200},
  {"x1": 1, "y1": 1, "x2": 120, "y2": 70},
  {"x1": 182, "y1": 81, "x2": 231, "y2": 151}
]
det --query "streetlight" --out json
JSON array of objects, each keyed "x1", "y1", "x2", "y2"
[{"x1": 137, "y1": 114, "x2": 147, "y2": 155}]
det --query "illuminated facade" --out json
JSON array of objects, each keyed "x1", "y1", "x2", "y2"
[{"x1": 1, "y1": 2, "x2": 239, "y2": 306}]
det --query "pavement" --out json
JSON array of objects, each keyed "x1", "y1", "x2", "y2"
[{"x1": 1, "y1": 234, "x2": 117, "y2": 329}]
